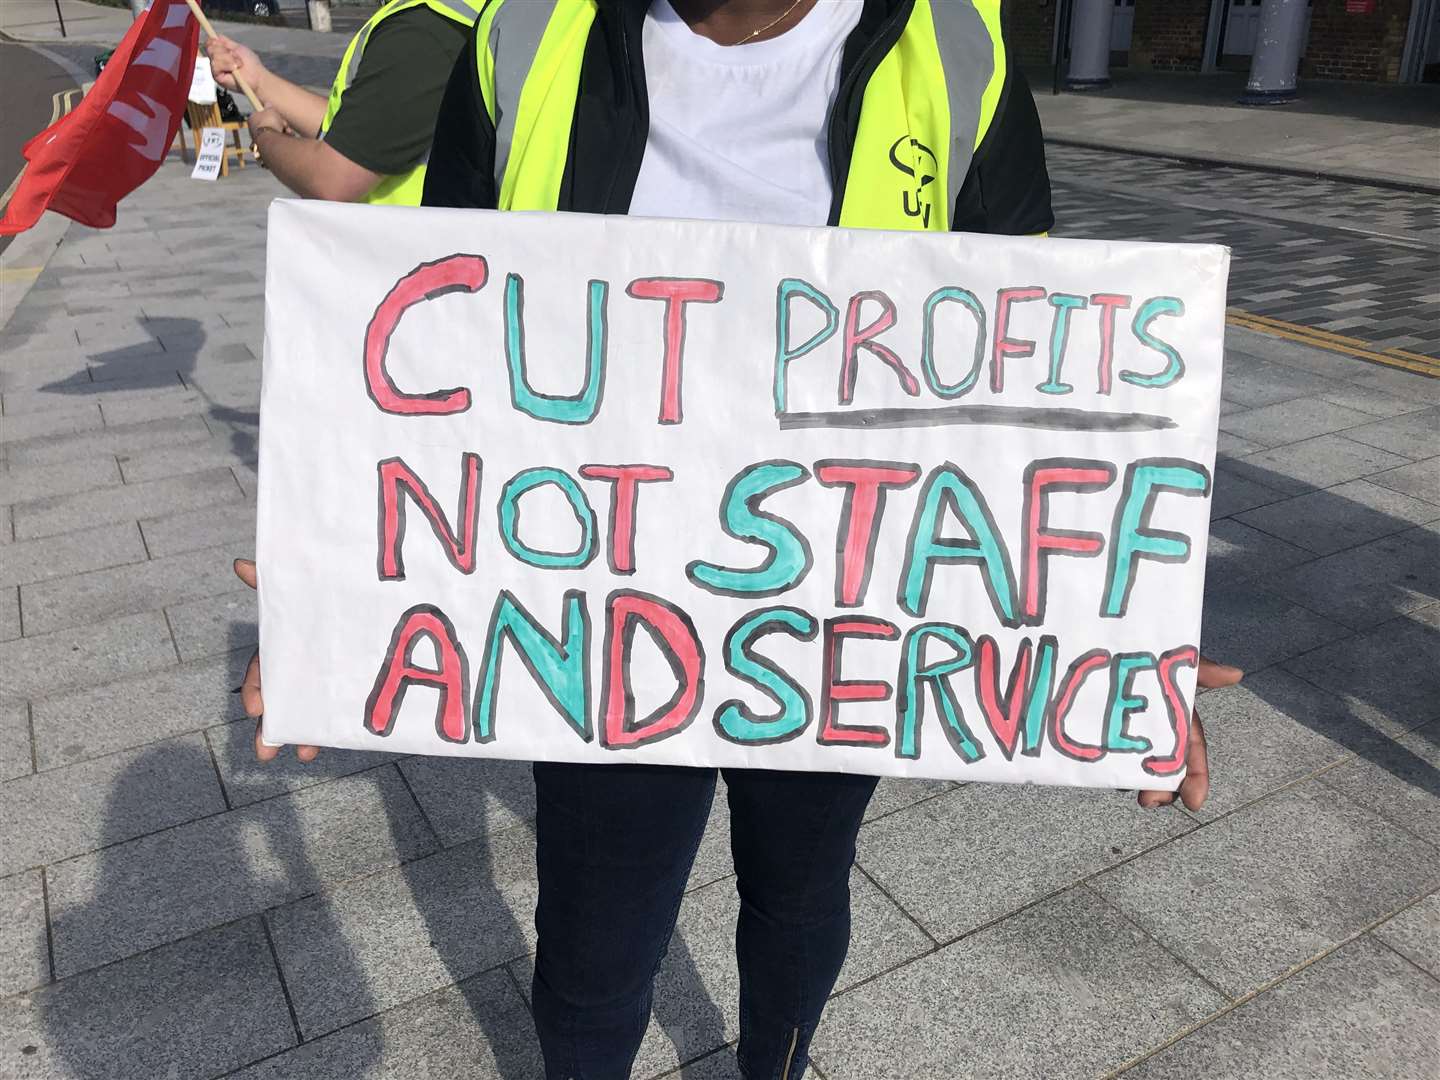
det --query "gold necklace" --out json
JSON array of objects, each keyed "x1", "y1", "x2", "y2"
[{"x1": 733, "y1": 0, "x2": 807, "y2": 45}]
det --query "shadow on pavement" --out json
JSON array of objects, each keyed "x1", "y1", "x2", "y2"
[
  {"x1": 42, "y1": 314, "x2": 260, "y2": 464},
  {"x1": 37, "y1": 738, "x2": 382, "y2": 1077},
  {"x1": 30, "y1": 313, "x2": 732, "y2": 1074},
  {"x1": 1200, "y1": 455, "x2": 1439, "y2": 805}
]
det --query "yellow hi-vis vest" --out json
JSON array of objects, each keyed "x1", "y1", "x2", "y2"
[
  {"x1": 321, "y1": 0, "x2": 486, "y2": 206},
  {"x1": 474, "y1": 0, "x2": 1007, "y2": 230}
]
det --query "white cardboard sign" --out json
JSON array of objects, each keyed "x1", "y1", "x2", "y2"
[
  {"x1": 190, "y1": 126, "x2": 224, "y2": 181},
  {"x1": 189, "y1": 55, "x2": 217, "y2": 104},
  {"x1": 258, "y1": 200, "x2": 1229, "y2": 791}
]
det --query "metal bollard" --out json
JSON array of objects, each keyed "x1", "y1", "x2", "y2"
[{"x1": 1240, "y1": 0, "x2": 1310, "y2": 105}]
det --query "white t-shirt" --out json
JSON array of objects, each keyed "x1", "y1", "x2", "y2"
[{"x1": 628, "y1": 0, "x2": 864, "y2": 227}]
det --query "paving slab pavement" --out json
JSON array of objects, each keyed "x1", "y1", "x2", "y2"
[
  {"x1": 1, "y1": 43, "x2": 1439, "y2": 1080},
  {"x1": 1030, "y1": 67, "x2": 1440, "y2": 192}
]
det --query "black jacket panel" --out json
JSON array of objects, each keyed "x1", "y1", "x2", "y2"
[
  {"x1": 951, "y1": 57, "x2": 1054, "y2": 235},
  {"x1": 423, "y1": 19, "x2": 499, "y2": 211}
]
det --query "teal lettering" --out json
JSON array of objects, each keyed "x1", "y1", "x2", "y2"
[
  {"x1": 504, "y1": 274, "x2": 608, "y2": 423},
  {"x1": 1103, "y1": 459, "x2": 1209, "y2": 617},
  {"x1": 773, "y1": 278, "x2": 839, "y2": 415},
  {"x1": 714, "y1": 607, "x2": 817, "y2": 744},
  {"x1": 1039, "y1": 292, "x2": 1086, "y2": 395},
  {"x1": 920, "y1": 286, "x2": 986, "y2": 398},
  {"x1": 498, "y1": 467, "x2": 597, "y2": 569},
  {"x1": 474, "y1": 590, "x2": 590, "y2": 742},
  {"x1": 688, "y1": 461, "x2": 813, "y2": 597},
  {"x1": 899, "y1": 464, "x2": 1017, "y2": 624},
  {"x1": 1121, "y1": 296, "x2": 1185, "y2": 389},
  {"x1": 1104, "y1": 652, "x2": 1156, "y2": 753},
  {"x1": 896, "y1": 623, "x2": 983, "y2": 762}
]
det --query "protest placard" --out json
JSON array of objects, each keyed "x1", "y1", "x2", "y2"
[
  {"x1": 257, "y1": 200, "x2": 1228, "y2": 790},
  {"x1": 190, "y1": 126, "x2": 225, "y2": 181}
]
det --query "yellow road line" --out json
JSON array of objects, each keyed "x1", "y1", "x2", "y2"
[
  {"x1": 1231, "y1": 309, "x2": 1440, "y2": 367},
  {"x1": 0, "y1": 266, "x2": 44, "y2": 283},
  {"x1": 1226, "y1": 309, "x2": 1440, "y2": 379},
  {"x1": 0, "y1": 83, "x2": 91, "y2": 217}
]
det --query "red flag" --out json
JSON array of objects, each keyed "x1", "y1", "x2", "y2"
[{"x1": 0, "y1": 0, "x2": 200, "y2": 235}]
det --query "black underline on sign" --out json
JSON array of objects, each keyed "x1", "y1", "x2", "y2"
[{"x1": 777, "y1": 405, "x2": 1178, "y2": 432}]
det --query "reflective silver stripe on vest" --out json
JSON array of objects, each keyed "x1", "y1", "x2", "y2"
[
  {"x1": 488, "y1": 0, "x2": 559, "y2": 190},
  {"x1": 345, "y1": 0, "x2": 486, "y2": 87},
  {"x1": 342, "y1": 17, "x2": 379, "y2": 85},
  {"x1": 432, "y1": 0, "x2": 485, "y2": 22},
  {"x1": 931, "y1": 0, "x2": 997, "y2": 221}
]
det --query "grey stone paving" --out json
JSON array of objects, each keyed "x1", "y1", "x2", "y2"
[
  {"x1": 1, "y1": 91, "x2": 1439, "y2": 1080},
  {"x1": 1030, "y1": 66, "x2": 1440, "y2": 192},
  {"x1": 1049, "y1": 146, "x2": 1440, "y2": 359}
]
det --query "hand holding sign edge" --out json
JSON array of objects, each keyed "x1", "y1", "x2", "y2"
[
  {"x1": 234, "y1": 558, "x2": 320, "y2": 763},
  {"x1": 1136, "y1": 657, "x2": 1241, "y2": 812}
]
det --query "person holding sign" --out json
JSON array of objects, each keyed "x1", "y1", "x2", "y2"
[
  {"x1": 203, "y1": 0, "x2": 482, "y2": 203},
  {"x1": 238, "y1": 2, "x2": 1243, "y2": 1077}
]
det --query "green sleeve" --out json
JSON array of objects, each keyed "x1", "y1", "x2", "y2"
[{"x1": 322, "y1": 8, "x2": 471, "y2": 176}]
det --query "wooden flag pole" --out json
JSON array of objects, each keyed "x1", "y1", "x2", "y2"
[{"x1": 182, "y1": 0, "x2": 265, "y2": 111}]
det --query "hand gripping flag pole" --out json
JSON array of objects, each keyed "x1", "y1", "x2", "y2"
[{"x1": 181, "y1": 0, "x2": 264, "y2": 111}]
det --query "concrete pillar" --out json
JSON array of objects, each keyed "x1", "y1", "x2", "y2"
[
  {"x1": 1066, "y1": 0, "x2": 1116, "y2": 90},
  {"x1": 1241, "y1": 0, "x2": 1309, "y2": 104},
  {"x1": 307, "y1": 0, "x2": 333, "y2": 32}
]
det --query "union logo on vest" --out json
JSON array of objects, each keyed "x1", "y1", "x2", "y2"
[{"x1": 888, "y1": 136, "x2": 938, "y2": 229}]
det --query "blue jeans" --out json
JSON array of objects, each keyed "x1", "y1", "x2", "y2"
[{"x1": 530, "y1": 762, "x2": 879, "y2": 1079}]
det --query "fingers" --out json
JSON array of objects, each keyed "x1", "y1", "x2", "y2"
[
  {"x1": 239, "y1": 649, "x2": 263, "y2": 718},
  {"x1": 1197, "y1": 656, "x2": 1243, "y2": 690},
  {"x1": 1177, "y1": 711, "x2": 1210, "y2": 811},
  {"x1": 234, "y1": 558, "x2": 257, "y2": 590},
  {"x1": 206, "y1": 42, "x2": 238, "y2": 74},
  {"x1": 253, "y1": 720, "x2": 281, "y2": 762},
  {"x1": 251, "y1": 721, "x2": 320, "y2": 764},
  {"x1": 247, "y1": 108, "x2": 287, "y2": 137},
  {"x1": 206, "y1": 35, "x2": 241, "y2": 60},
  {"x1": 1135, "y1": 711, "x2": 1211, "y2": 810},
  {"x1": 204, "y1": 36, "x2": 255, "y2": 95},
  {"x1": 233, "y1": 560, "x2": 317, "y2": 763},
  {"x1": 1138, "y1": 659, "x2": 1230, "y2": 808}
]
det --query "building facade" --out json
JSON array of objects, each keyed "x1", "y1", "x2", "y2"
[{"x1": 1005, "y1": 0, "x2": 1440, "y2": 84}]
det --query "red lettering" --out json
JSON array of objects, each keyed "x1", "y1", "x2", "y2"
[
  {"x1": 819, "y1": 616, "x2": 899, "y2": 746},
  {"x1": 601, "y1": 591, "x2": 705, "y2": 748},
  {"x1": 990, "y1": 286, "x2": 1046, "y2": 393},
  {"x1": 625, "y1": 277, "x2": 724, "y2": 424},
  {"x1": 1020, "y1": 460, "x2": 1114, "y2": 622},
  {"x1": 840, "y1": 291, "x2": 919, "y2": 404},
  {"x1": 976, "y1": 635, "x2": 1030, "y2": 759},
  {"x1": 364, "y1": 254, "x2": 487, "y2": 415},
  {"x1": 579, "y1": 464, "x2": 674, "y2": 574},
  {"x1": 815, "y1": 460, "x2": 921, "y2": 606},
  {"x1": 1049, "y1": 648, "x2": 1110, "y2": 762},
  {"x1": 377, "y1": 453, "x2": 482, "y2": 580},
  {"x1": 1090, "y1": 294, "x2": 1131, "y2": 396},
  {"x1": 1144, "y1": 645, "x2": 1198, "y2": 776},
  {"x1": 364, "y1": 605, "x2": 470, "y2": 742}
]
